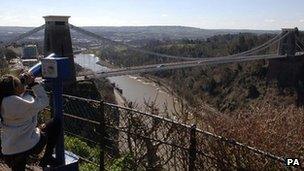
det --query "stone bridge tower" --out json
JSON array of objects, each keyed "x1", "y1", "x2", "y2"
[
  {"x1": 267, "y1": 28, "x2": 300, "y2": 87},
  {"x1": 43, "y1": 15, "x2": 76, "y2": 82},
  {"x1": 267, "y1": 28, "x2": 304, "y2": 105}
]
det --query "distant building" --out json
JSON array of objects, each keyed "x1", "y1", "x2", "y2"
[{"x1": 22, "y1": 45, "x2": 38, "y2": 59}]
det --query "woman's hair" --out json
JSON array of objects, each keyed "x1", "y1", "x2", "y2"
[{"x1": 0, "y1": 75, "x2": 21, "y2": 121}]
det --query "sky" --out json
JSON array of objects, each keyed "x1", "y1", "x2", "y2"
[{"x1": 0, "y1": 0, "x2": 304, "y2": 30}]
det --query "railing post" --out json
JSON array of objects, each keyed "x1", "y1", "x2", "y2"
[
  {"x1": 189, "y1": 124, "x2": 197, "y2": 171},
  {"x1": 99, "y1": 100, "x2": 105, "y2": 171}
]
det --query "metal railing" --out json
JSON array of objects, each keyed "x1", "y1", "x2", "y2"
[{"x1": 51, "y1": 94, "x2": 297, "y2": 170}]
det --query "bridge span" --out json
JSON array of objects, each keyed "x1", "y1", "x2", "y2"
[{"x1": 2, "y1": 16, "x2": 303, "y2": 82}]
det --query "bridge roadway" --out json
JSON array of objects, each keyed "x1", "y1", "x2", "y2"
[{"x1": 79, "y1": 54, "x2": 288, "y2": 78}]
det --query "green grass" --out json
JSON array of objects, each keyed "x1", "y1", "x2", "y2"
[
  {"x1": 64, "y1": 136, "x2": 137, "y2": 171},
  {"x1": 64, "y1": 136, "x2": 99, "y2": 171}
]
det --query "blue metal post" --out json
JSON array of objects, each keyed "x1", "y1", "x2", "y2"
[{"x1": 53, "y1": 78, "x2": 65, "y2": 165}]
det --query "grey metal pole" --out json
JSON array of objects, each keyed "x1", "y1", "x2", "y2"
[
  {"x1": 99, "y1": 100, "x2": 105, "y2": 171},
  {"x1": 189, "y1": 124, "x2": 197, "y2": 171},
  {"x1": 53, "y1": 79, "x2": 65, "y2": 165}
]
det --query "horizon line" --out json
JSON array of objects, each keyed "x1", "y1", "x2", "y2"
[{"x1": 0, "y1": 25, "x2": 284, "y2": 31}]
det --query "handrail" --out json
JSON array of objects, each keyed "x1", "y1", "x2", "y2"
[{"x1": 60, "y1": 93, "x2": 287, "y2": 165}]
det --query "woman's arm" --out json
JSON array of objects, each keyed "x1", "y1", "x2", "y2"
[
  {"x1": 30, "y1": 83, "x2": 49, "y2": 110},
  {"x1": 4, "y1": 84, "x2": 49, "y2": 119},
  {"x1": 20, "y1": 73, "x2": 49, "y2": 111}
]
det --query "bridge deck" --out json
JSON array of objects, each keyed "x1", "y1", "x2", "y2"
[{"x1": 79, "y1": 54, "x2": 287, "y2": 78}]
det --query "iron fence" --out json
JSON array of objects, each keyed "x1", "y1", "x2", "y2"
[{"x1": 53, "y1": 94, "x2": 299, "y2": 170}]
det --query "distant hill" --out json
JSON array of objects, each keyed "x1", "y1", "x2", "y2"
[
  {"x1": 82, "y1": 26, "x2": 279, "y2": 41},
  {"x1": 0, "y1": 25, "x2": 279, "y2": 42},
  {"x1": 0, "y1": 26, "x2": 35, "y2": 42}
]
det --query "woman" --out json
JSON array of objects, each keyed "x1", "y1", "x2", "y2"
[{"x1": 0, "y1": 73, "x2": 61, "y2": 170}]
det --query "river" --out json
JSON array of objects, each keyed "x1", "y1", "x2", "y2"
[{"x1": 74, "y1": 54, "x2": 180, "y2": 113}]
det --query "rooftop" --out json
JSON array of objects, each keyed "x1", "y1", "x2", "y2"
[{"x1": 43, "y1": 15, "x2": 70, "y2": 22}]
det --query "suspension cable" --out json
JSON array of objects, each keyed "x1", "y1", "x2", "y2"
[
  {"x1": 69, "y1": 24, "x2": 198, "y2": 61},
  {"x1": 227, "y1": 31, "x2": 288, "y2": 57},
  {"x1": 296, "y1": 43, "x2": 304, "y2": 51},
  {"x1": 70, "y1": 24, "x2": 285, "y2": 61},
  {"x1": 2, "y1": 23, "x2": 286, "y2": 63},
  {"x1": 238, "y1": 31, "x2": 290, "y2": 56},
  {"x1": 296, "y1": 37, "x2": 304, "y2": 49},
  {"x1": 2, "y1": 24, "x2": 45, "y2": 46}
]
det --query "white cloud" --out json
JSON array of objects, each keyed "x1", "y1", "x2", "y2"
[
  {"x1": 300, "y1": 19, "x2": 304, "y2": 23},
  {"x1": 264, "y1": 19, "x2": 275, "y2": 23},
  {"x1": 161, "y1": 14, "x2": 168, "y2": 17}
]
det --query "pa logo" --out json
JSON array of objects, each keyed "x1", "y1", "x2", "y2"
[{"x1": 286, "y1": 158, "x2": 300, "y2": 166}]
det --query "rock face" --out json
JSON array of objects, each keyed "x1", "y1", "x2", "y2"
[
  {"x1": 267, "y1": 55, "x2": 304, "y2": 105},
  {"x1": 63, "y1": 80, "x2": 101, "y2": 100},
  {"x1": 267, "y1": 56, "x2": 304, "y2": 87},
  {"x1": 62, "y1": 78, "x2": 116, "y2": 103},
  {"x1": 247, "y1": 85, "x2": 260, "y2": 99}
]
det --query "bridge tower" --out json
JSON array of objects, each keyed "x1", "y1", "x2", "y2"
[
  {"x1": 278, "y1": 28, "x2": 298, "y2": 57},
  {"x1": 268, "y1": 28, "x2": 301, "y2": 88},
  {"x1": 43, "y1": 15, "x2": 76, "y2": 82}
]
